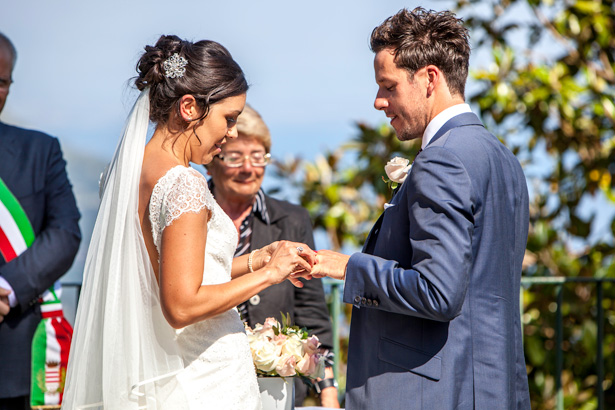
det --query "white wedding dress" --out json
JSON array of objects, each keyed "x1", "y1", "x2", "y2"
[
  {"x1": 150, "y1": 165, "x2": 261, "y2": 410},
  {"x1": 62, "y1": 91, "x2": 261, "y2": 410}
]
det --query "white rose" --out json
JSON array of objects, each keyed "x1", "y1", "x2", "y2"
[
  {"x1": 384, "y1": 157, "x2": 411, "y2": 184},
  {"x1": 281, "y1": 333, "x2": 304, "y2": 362},
  {"x1": 250, "y1": 334, "x2": 280, "y2": 373}
]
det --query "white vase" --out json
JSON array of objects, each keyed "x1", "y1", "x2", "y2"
[{"x1": 257, "y1": 377, "x2": 295, "y2": 410}]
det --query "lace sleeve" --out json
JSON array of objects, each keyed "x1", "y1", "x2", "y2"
[{"x1": 150, "y1": 166, "x2": 214, "y2": 250}]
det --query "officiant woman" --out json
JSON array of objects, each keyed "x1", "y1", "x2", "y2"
[{"x1": 206, "y1": 104, "x2": 339, "y2": 408}]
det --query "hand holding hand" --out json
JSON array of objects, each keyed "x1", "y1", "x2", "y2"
[
  {"x1": 0, "y1": 287, "x2": 12, "y2": 323},
  {"x1": 263, "y1": 241, "x2": 317, "y2": 287},
  {"x1": 310, "y1": 250, "x2": 350, "y2": 281}
]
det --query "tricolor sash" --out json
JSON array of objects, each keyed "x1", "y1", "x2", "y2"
[{"x1": 0, "y1": 176, "x2": 73, "y2": 408}]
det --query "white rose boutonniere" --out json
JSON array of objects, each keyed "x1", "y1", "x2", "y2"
[{"x1": 383, "y1": 156, "x2": 411, "y2": 190}]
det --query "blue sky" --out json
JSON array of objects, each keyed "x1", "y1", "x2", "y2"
[{"x1": 0, "y1": 0, "x2": 438, "y2": 162}]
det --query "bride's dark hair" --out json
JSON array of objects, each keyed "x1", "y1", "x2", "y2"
[{"x1": 135, "y1": 35, "x2": 248, "y2": 125}]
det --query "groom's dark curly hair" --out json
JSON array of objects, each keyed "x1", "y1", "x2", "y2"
[{"x1": 370, "y1": 7, "x2": 471, "y2": 99}]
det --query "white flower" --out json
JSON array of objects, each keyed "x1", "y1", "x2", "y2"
[
  {"x1": 250, "y1": 333, "x2": 280, "y2": 372},
  {"x1": 281, "y1": 333, "x2": 304, "y2": 362},
  {"x1": 246, "y1": 316, "x2": 325, "y2": 379},
  {"x1": 384, "y1": 157, "x2": 411, "y2": 184}
]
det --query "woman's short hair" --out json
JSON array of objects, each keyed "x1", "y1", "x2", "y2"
[
  {"x1": 135, "y1": 35, "x2": 248, "y2": 126},
  {"x1": 236, "y1": 104, "x2": 271, "y2": 153},
  {"x1": 370, "y1": 7, "x2": 470, "y2": 98}
]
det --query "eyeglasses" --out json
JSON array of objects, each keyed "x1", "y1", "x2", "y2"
[{"x1": 217, "y1": 152, "x2": 271, "y2": 168}]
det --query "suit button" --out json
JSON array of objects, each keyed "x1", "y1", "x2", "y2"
[
  {"x1": 366, "y1": 299, "x2": 373, "y2": 307},
  {"x1": 361, "y1": 297, "x2": 367, "y2": 305},
  {"x1": 373, "y1": 300, "x2": 379, "y2": 307},
  {"x1": 354, "y1": 296, "x2": 361, "y2": 304},
  {"x1": 249, "y1": 295, "x2": 261, "y2": 306}
]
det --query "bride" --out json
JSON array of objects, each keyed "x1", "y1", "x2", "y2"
[{"x1": 62, "y1": 35, "x2": 315, "y2": 409}]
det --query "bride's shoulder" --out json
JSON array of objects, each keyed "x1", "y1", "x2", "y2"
[
  {"x1": 149, "y1": 165, "x2": 213, "y2": 230},
  {"x1": 157, "y1": 165, "x2": 208, "y2": 192}
]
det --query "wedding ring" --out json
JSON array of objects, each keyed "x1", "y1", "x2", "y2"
[{"x1": 296, "y1": 246, "x2": 304, "y2": 254}]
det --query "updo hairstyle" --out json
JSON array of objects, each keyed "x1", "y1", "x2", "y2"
[{"x1": 135, "y1": 35, "x2": 248, "y2": 127}]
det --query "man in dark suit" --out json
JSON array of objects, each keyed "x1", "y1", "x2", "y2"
[
  {"x1": 0, "y1": 32, "x2": 81, "y2": 410},
  {"x1": 312, "y1": 8, "x2": 531, "y2": 410},
  {"x1": 207, "y1": 104, "x2": 339, "y2": 407}
]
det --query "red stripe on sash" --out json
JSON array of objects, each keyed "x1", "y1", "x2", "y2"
[
  {"x1": 50, "y1": 317, "x2": 73, "y2": 404},
  {"x1": 41, "y1": 309, "x2": 63, "y2": 319},
  {"x1": 0, "y1": 225, "x2": 17, "y2": 262}
]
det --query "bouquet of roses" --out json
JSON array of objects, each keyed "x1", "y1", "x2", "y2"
[{"x1": 246, "y1": 313, "x2": 325, "y2": 380}]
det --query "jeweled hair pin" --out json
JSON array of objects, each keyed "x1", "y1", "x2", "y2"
[{"x1": 163, "y1": 53, "x2": 188, "y2": 79}]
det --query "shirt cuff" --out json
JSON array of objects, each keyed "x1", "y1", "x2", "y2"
[{"x1": 0, "y1": 276, "x2": 17, "y2": 307}]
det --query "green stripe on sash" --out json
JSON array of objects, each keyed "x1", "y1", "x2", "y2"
[
  {"x1": 0, "y1": 177, "x2": 35, "y2": 247},
  {"x1": 31, "y1": 322, "x2": 47, "y2": 405}
]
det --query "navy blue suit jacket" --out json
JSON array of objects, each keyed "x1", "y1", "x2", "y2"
[
  {"x1": 343, "y1": 113, "x2": 531, "y2": 409},
  {"x1": 0, "y1": 122, "x2": 81, "y2": 398}
]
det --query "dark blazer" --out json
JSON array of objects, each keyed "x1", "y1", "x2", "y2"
[
  {"x1": 0, "y1": 122, "x2": 81, "y2": 398},
  {"x1": 343, "y1": 113, "x2": 531, "y2": 410},
  {"x1": 247, "y1": 194, "x2": 334, "y2": 403}
]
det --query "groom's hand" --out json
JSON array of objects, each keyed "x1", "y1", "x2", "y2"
[{"x1": 311, "y1": 250, "x2": 350, "y2": 281}]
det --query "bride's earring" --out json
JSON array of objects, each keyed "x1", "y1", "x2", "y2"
[{"x1": 186, "y1": 116, "x2": 192, "y2": 122}]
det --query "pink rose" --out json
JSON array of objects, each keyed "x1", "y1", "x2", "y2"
[
  {"x1": 296, "y1": 353, "x2": 317, "y2": 376},
  {"x1": 304, "y1": 335, "x2": 320, "y2": 355},
  {"x1": 275, "y1": 354, "x2": 297, "y2": 377},
  {"x1": 263, "y1": 317, "x2": 279, "y2": 330}
]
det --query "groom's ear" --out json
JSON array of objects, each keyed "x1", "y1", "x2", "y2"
[
  {"x1": 424, "y1": 65, "x2": 440, "y2": 98},
  {"x1": 178, "y1": 94, "x2": 198, "y2": 122}
]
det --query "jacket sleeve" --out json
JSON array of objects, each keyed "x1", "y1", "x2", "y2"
[
  {"x1": 0, "y1": 138, "x2": 81, "y2": 312},
  {"x1": 343, "y1": 146, "x2": 474, "y2": 322},
  {"x1": 292, "y1": 208, "x2": 334, "y2": 349}
]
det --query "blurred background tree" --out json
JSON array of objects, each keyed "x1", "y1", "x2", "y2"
[{"x1": 271, "y1": 0, "x2": 615, "y2": 407}]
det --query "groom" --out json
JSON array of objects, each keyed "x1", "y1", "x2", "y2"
[{"x1": 312, "y1": 8, "x2": 531, "y2": 410}]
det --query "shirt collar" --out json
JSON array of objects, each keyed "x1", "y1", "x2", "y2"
[
  {"x1": 422, "y1": 103, "x2": 472, "y2": 149},
  {"x1": 208, "y1": 179, "x2": 271, "y2": 225}
]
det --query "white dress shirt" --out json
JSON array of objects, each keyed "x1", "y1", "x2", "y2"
[
  {"x1": 422, "y1": 103, "x2": 472, "y2": 149},
  {"x1": 0, "y1": 275, "x2": 17, "y2": 307}
]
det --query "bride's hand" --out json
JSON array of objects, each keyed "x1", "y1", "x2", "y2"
[
  {"x1": 262, "y1": 241, "x2": 316, "y2": 288},
  {"x1": 253, "y1": 241, "x2": 277, "y2": 270}
]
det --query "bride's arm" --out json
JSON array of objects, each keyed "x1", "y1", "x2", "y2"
[{"x1": 158, "y1": 210, "x2": 312, "y2": 329}]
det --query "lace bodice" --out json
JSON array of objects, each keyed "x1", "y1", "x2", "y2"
[
  {"x1": 148, "y1": 165, "x2": 260, "y2": 409},
  {"x1": 149, "y1": 165, "x2": 238, "y2": 285}
]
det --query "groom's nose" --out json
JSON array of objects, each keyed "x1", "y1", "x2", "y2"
[{"x1": 374, "y1": 93, "x2": 388, "y2": 111}]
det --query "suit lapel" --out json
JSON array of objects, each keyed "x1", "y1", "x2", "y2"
[
  {"x1": 362, "y1": 213, "x2": 384, "y2": 255},
  {"x1": 428, "y1": 112, "x2": 483, "y2": 147},
  {"x1": 0, "y1": 123, "x2": 20, "y2": 185}
]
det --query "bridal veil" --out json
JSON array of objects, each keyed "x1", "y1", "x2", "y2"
[{"x1": 62, "y1": 90, "x2": 187, "y2": 409}]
